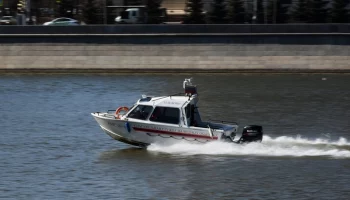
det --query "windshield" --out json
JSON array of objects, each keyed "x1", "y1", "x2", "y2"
[{"x1": 128, "y1": 105, "x2": 153, "y2": 120}]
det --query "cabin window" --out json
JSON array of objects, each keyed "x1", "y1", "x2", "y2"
[
  {"x1": 121, "y1": 11, "x2": 129, "y2": 19},
  {"x1": 132, "y1": 11, "x2": 137, "y2": 17},
  {"x1": 150, "y1": 107, "x2": 180, "y2": 124},
  {"x1": 128, "y1": 105, "x2": 153, "y2": 120}
]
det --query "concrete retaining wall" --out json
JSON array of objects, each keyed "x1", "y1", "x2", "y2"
[
  {"x1": 1, "y1": 24, "x2": 350, "y2": 34},
  {"x1": 0, "y1": 25, "x2": 349, "y2": 73}
]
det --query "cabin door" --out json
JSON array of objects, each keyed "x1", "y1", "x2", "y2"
[{"x1": 185, "y1": 104, "x2": 195, "y2": 127}]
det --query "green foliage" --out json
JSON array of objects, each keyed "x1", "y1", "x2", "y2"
[
  {"x1": 10, "y1": 1, "x2": 18, "y2": 11},
  {"x1": 81, "y1": 0, "x2": 103, "y2": 24},
  {"x1": 256, "y1": 0, "x2": 264, "y2": 23},
  {"x1": 106, "y1": 0, "x2": 115, "y2": 24},
  {"x1": 208, "y1": 0, "x2": 227, "y2": 24},
  {"x1": 266, "y1": 0, "x2": 289, "y2": 24},
  {"x1": 147, "y1": 0, "x2": 164, "y2": 24},
  {"x1": 308, "y1": 0, "x2": 329, "y2": 23},
  {"x1": 57, "y1": 0, "x2": 74, "y2": 18},
  {"x1": 330, "y1": 0, "x2": 349, "y2": 23},
  {"x1": 226, "y1": 0, "x2": 246, "y2": 24},
  {"x1": 184, "y1": 0, "x2": 205, "y2": 24},
  {"x1": 291, "y1": 0, "x2": 310, "y2": 23}
]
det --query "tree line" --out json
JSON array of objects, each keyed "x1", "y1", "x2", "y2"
[
  {"x1": 184, "y1": 0, "x2": 350, "y2": 24},
  {"x1": 52, "y1": 0, "x2": 163, "y2": 24},
  {"x1": 46, "y1": 0, "x2": 350, "y2": 24}
]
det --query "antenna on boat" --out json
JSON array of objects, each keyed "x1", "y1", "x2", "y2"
[
  {"x1": 183, "y1": 78, "x2": 193, "y2": 89},
  {"x1": 183, "y1": 78, "x2": 197, "y2": 97}
]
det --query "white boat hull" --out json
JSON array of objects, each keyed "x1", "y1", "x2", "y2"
[{"x1": 92, "y1": 112, "x2": 222, "y2": 147}]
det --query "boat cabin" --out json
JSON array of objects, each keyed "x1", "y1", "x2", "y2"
[{"x1": 125, "y1": 94, "x2": 201, "y2": 128}]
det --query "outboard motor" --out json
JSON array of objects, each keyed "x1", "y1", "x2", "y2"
[{"x1": 237, "y1": 125, "x2": 263, "y2": 143}]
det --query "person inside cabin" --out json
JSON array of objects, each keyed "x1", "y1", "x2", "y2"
[
  {"x1": 150, "y1": 107, "x2": 163, "y2": 121},
  {"x1": 128, "y1": 105, "x2": 152, "y2": 120}
]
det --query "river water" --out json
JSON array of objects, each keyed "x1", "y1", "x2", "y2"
[{"x1": 1, "y1": 74, "x2": 350, "y2": 200}]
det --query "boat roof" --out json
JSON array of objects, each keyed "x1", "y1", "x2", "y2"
[{"x1": 136, "y1": 94, "x2": 196, "y2": 108}]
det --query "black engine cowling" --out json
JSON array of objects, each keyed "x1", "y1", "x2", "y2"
[{"x1": 238, "y1": 125, "x2": 263, "y2": 143}]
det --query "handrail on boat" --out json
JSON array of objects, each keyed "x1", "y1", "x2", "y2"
[
  {"x1": 209, "y1": 119, "x2": 238, "y2": 125},
  {"x1": 169, "y1": 92, "x2": 185, "y2": 97},
  {"x1": 152, "y1": 93, "x2": 184, "y2": 101}
]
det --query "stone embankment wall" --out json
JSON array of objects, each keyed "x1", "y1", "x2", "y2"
[{"x1": 0, "y1": 25, "x2": 349, "y2": 73}]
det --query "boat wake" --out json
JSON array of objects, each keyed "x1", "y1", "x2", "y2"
[{"x1": 147, "y1": 135, "x2": 350, "y2": 158}]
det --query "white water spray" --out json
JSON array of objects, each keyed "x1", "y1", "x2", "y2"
[{"x1": 147, "y1": 135, "x2": 350, "y2": 158}]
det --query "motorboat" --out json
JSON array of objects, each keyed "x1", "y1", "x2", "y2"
[{"x1": 91, "y1": 78, "x2": 263, "y2": 147}]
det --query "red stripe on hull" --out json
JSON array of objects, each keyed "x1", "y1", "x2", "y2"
[{"x1": 133, "y1": 127, "x2": 218, "y2": 140}]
